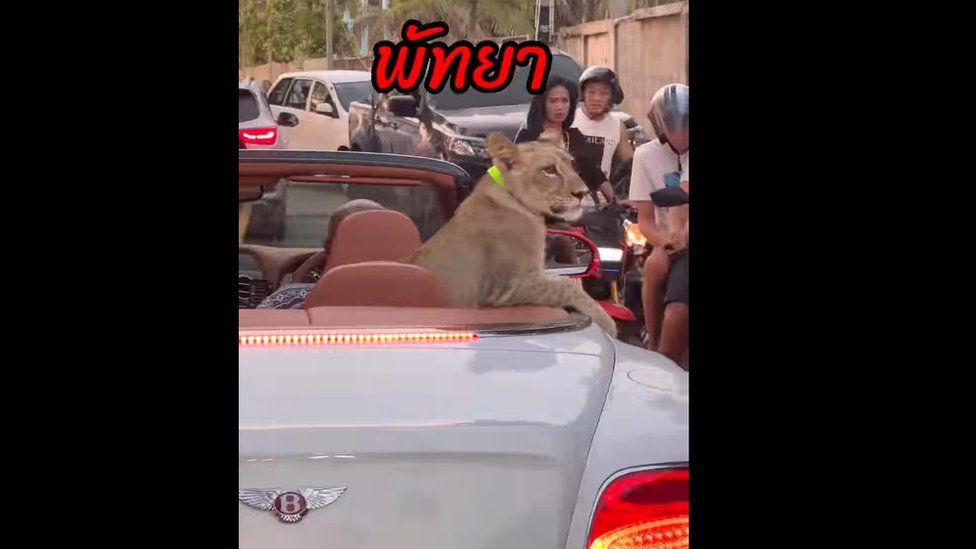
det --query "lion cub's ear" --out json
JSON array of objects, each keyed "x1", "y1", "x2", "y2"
[
  {"x1": 537, "y1": 129, "x2": 562, "y2": 148},
  {"x1": 487, "y1": 132, "x2": 519, "y2": 170}
]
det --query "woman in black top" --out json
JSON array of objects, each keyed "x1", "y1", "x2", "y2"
[
  {"x1": 514, "y1": 76, "x2": 607, "y2": 203},
  {"x1": 516, "y1": 77, "x2": 606, "y2": 266}
]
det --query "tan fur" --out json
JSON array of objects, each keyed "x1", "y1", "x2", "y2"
[{"x1": 406, "y1": 131, "x2": 617, "y2": 336}]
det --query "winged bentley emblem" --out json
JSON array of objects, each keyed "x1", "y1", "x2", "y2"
[{"x1": 239, "y1": 486, "x2": 347, "y2": 523}]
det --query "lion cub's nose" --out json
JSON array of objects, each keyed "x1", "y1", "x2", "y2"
[{"x1": 571, "y1": 190, "x2": 587, "y2": 200}]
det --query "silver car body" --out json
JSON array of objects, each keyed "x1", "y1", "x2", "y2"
[{"x1": 239, "y1": 321, "x2": 688, "y2": 548}]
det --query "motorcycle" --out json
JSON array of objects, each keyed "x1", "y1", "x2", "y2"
[
  {"x1": 543, "y1": 227, "x2": 637, "y2": 340},
  {"x1": 572, "y1": 185, "x2": 690, "y2": 346},
  {"x1": 545, "y1": 203, "x2": 644, "y2": 345}
]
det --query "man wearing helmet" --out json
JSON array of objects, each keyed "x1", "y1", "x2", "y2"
[
  {"x1": 629, "y1": 83, "x2": 689, "y2": 363},
  {"x1": 572, "y1": 66, "x2": 634, "y2": 206}
]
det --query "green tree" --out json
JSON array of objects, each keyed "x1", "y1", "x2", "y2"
[
  {"x1": 239, "y1": 0, "x2": 269, "y2": 66},
  {"x1": 355, "y1": 0, "x2": 534, "y2": 43},
  {"x1": 239, "y1": 0, "x2": 358, "y2": 65},
  {"x1": 291, "y1": 0, "x2": 358, "y2": 60},
  {"x1": 264, "y1": 0, "x2": 302, "y2": 62}
]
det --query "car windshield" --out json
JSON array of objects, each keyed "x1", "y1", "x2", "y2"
[
  {"x1": 428, "y1": 54, "x2": 582, "y2": 110},
  {"x1": 334, "y1": 81, "x2": 376, "y2": 110},
  {"x1": 240, "y1": 179, "x2": 447, "y2": 254}
]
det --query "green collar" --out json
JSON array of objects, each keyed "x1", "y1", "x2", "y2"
[{"x1": 487, "y1": 165, "x2": 505, "y2": 190}]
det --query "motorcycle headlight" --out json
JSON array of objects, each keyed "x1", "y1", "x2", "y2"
[
  {"x1": 629, "y1": 125, "x2": 648, "y2": 146},
  {"x1": 598, "y1": 247, "x2": 624, "y2": 262}
]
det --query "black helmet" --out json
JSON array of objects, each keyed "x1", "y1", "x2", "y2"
[
  {"x1": 579, "y1": 66, "x2": 624, "y2": 105},
  {"x1": 647, "y1": 83, "x2": 689, "y2": 142}
]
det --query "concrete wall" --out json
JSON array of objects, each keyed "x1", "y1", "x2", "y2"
[
  {"x1": 558, "y1": 1, "x2": 688, "y2": 133},
  {"x1": 558, "y1": 19, "x2": 616, "y2": 69}
]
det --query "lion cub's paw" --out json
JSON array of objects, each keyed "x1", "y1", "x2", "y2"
[{"x1": 593, "y1": 310, "x2": 618, "y2": 338}]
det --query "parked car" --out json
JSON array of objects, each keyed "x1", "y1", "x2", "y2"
[
  {"x1": 239, "y1": 81, "x2": 299, "y2": 149},
  {"x1": 238, "y1": 149, "x2": 689, "y2": 549},
  {"x1": 267, "y1": 70, "x2": 374, "y2": 151}
]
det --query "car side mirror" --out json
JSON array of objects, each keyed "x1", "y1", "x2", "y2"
[
  {"x1": 276, "y1": 112, "x2": 299, "y2": 127},
  {"x1": 388, "y1": 95, "x2": 417, "y2": 118},
  {"x1": 544, "y1": 229, "x2": 598, "y2": 277}
]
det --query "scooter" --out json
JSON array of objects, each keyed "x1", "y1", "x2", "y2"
[
  {"x1": 555, "y1": 179, "x2": 691, "y2": 346},
  {"x1": 545, "y1": 227, "x2": 639, "y2": 340},
  {"x1": 545, "y1": 204, "x2": 646, "y2": 345},
  {"x1": 596, "y1": 185, "x2": 690, "y2": 346}
]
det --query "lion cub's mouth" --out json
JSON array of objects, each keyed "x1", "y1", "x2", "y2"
[{"x1": 549, "y1": 203, "x2": 583, "y2": 222}]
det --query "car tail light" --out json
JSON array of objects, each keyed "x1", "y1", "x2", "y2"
[
  {"x1": 587, "y1": 467, "x2": 688, "y2": 549},
  {"x1": 239, "y1": 127, "x2": 278, "y2": 146}
]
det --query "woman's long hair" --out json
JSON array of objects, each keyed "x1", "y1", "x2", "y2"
[{"x1": 516, "y1": 76, "x2": 579, "y2": 143}]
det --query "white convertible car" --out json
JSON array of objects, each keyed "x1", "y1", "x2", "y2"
[{"x1": 239, "y1": 150, "x2": 689, "y2": 549}]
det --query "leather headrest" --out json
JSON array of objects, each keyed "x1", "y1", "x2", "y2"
[
  {"x1": 325, "y1": 210, "x2": 422, "y2": 270},
  {"x1": 303, "y1": 261, "x2": 450, "y2": 308}
]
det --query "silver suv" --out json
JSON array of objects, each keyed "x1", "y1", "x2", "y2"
[{"x1": 239, "y1": 81, "x2": 298, "y2": 149}]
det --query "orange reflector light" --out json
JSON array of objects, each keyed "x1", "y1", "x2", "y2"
[
  {"x1": 589, "y1": 517, "x2": 689, "y2": 549},
  {"x1": 239, "y1": 331, "x2": 477, "y2": 347}
]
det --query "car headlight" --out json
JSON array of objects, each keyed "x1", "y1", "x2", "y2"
[
  {"x1": 598, "y1": 247, "x2": 624, "y2": 262},
  {"x1": 446, "y1": 136, "x2": 489, "y2": 159}
]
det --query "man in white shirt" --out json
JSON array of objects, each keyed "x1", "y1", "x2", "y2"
[
  {"x1": 627, "y1": 83, "x2": 689, "y2": 361},
  {"x1": 572, "y1": 66, "x2": 634, "y2": 206},
  {"x1": 657, "y1": 178, "x2": 688, "y2": 366}
]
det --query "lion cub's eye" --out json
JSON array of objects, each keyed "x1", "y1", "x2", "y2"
[{"x1": 542, "y1": 166, "x2": 558, "y2": 176}]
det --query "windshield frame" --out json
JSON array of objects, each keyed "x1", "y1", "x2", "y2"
[
  {"x1": 239, "y1": 150, "x2": 473, "y2": 246},
  {"x1": 333, "y1": 80, "x2": 376, "y2": 111}
]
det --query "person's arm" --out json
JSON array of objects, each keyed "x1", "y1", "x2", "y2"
[
  {"x1": 628, "y1": 151, "x2": 669, "y2": 247},
  {"x1": 574, "y1": 151, "x2": 607, "y2": 194},
  {"x1": 668, "y1": 181, "x2": 690, "y2": 251},
  {"x1": 599, "y1": 181, "x2": 614, "y2": 203},
  {"x1": 636, "y1": 201, "x2": 668, "y2": 247},
  {"x1": 239, "y1": 203, "x2": 252, "y2": 244}
]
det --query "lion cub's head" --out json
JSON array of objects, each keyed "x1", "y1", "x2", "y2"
[{"x1": 486, "y1": 131, "x2": 588, "y2": 222}]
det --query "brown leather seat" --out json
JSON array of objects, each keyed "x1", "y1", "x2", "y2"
[
  {"x1": 303, "y1": 261, "x2": 451, "y2": 308},
  {"x1": 239, "y1": 309, "x2": 310, "y2": 327},
  {"x1": 324, "y1": 209, "x2": 422, "y2": 270}
]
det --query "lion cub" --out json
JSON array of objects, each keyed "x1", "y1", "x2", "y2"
[{"x1": 406, "y1": 131, "x2": 617, "y2": 336}]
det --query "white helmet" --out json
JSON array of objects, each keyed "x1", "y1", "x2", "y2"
[{"x1": 648, "y1": 83, "x2": 689, "y2": 144}]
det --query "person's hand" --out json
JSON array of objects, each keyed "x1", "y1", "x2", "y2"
[
  {"x1": 666, "y1": 231, "x2": 688, "y2": 254},
  {"x1": 616, "y1": 199, "x2": 637, "y2": 209}
]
